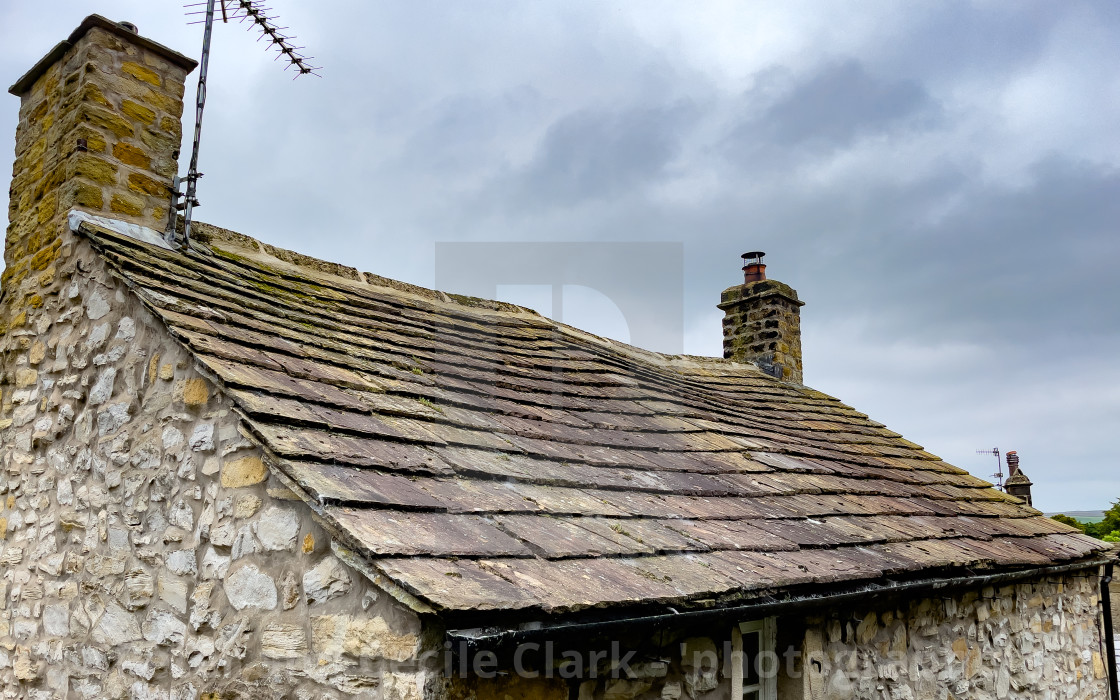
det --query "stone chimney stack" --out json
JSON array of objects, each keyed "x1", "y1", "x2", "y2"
[
  {"x1": 1003, "y1": 451, "x2": 1033, "y2": 507},
  {"x1": 718, "y1": 252, "x2": 805, "y2": 383},
  {"x1": 5, "y1": 15, "x2": 196, "y2": 291}
]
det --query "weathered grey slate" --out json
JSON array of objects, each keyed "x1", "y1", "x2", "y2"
[{"x1": 79, "y1": 224, "x2": 1110, "y2": 616}]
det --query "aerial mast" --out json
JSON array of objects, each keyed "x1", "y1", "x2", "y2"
[
  {"x1": 976, "y1": 447, "x2": 1004, "y2": 490},
  {"x1": 166, "y1": 0, "x2": 320, "y2": 248}
]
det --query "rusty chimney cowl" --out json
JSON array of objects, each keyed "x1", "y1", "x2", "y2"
[
  {"x1": 742, "y1": 251, "x2": 766, "y2": 283},
  {"x1": 718, "y1": 251, "x2": 805, "y2": 383}
]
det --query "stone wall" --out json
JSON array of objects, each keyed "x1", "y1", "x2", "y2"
[
  {"x1": 718, "y1": 280, "x2": 804, "y2": 384},
  {"x1": 1108, "y1": 545, "x2": 1120, "y2": 636},
  {"x1": 0, "y1": 233, "x2": 434, "y2": 699},
  {"x1": 802, "y1": 572, "x2": 1109, "y2": 700},
  {"x1": 445, "y1": 572, "x2": 1109, "y2": 700}
]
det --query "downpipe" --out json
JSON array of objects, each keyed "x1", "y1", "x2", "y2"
[{"x1": 1103, "y1": 561, "x2": 1118, "y2": 700}]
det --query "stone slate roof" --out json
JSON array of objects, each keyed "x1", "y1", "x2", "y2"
[{"x1": 77, "y1": 219, "x2": 1106, "y2": 619}]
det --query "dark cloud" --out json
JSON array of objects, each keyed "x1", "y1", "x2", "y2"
[
  {"x1": 761, "y1": 60, "x2": 935, "y2": 147},
  {"x1": 512, "y1": 102, "x2": 697, "y2": 207}
]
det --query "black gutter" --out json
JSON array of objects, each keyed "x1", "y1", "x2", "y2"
[
  {"x1": 448, "y1": 558, "x2": 1111, "y2": 652},
  {"x1": 1103, "y1": 560, "x2": 1118, "y2": 700}
]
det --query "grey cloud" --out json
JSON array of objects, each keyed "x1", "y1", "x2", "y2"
[
  {"x1": 509, "y1": 102, "x2": 698, "y2": 207},
  {"x1": 722, "y1": 60, "x2": 938, "y2": 168},
  {"x1": 797, "y1": 156, "x2": 1120, "y2": 343}
]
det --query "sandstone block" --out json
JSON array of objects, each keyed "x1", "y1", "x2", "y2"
[
  {"x1": 73, "y1": 153, "x2": 118, "y2": 185},
  {"x1": 121, "y1": 99, "x2": 156, "y2": 124},
  {"x1": 110, "y1": 192, "x2": 144, "y2": 217},
  {"x1": 221, "y1": 455, "x2": 267, "y2": 488},
  {"x1": 122, "y1": 61, "x2": 162, "y2": 86},
  {"x1": 128, "y1": 171, "x2": 167, "y2": 197},
  {"x1": 174, "y1": 378, "x2": 209, "y2": 406},
  {"x1": 15, "y1": 368, "x2": 38, "y2": 388}
]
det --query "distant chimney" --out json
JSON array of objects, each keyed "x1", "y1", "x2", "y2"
[
  {"x1": 1006, "y1": 450, "x2": 1020, "y2": 477},
  {"x1": 1003, "y1": 451, "x2": 1033, "y2": 507},
  {"x1": 718, "y1": 252, "x2": 805, "y2": 383},
  {"x1": 5, "y1": 15, "x2": 195, "y2": 292}
]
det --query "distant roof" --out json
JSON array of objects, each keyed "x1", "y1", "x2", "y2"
[{"x1": 76, "y1": 217, "x2": 1106, "y2": 620}]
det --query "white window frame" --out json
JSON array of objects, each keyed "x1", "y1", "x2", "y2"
[{"x1": 731, "y1": 617, "x2": 777, "y2": 700}]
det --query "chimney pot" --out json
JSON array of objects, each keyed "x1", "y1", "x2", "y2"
[
  {"x1": 741, "y1": 251, "x2": 767, "y2": 283},
  {"x1": 117, "y1": 21, "x2": 139, "y2": 34}
]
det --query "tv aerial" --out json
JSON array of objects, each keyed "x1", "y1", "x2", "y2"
[
  {"x1": 166, "y1": 0, "x2": 320, "y2": 247},
  {"x1": 976, "y1": 448, "x2": 1004, "y2": 490}
]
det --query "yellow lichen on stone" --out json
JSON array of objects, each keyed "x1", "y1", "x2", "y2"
[
  {"x1": 73, "y1": 154, "x2": 118, "y2": 185},
  {"x1": 29, "y1": 341, "x2": 46, "y2": 366},
  {"x1": 112, "y1": 142, "x2": 151, "y2": 168},
  {"x1": 121, "y1": 61, "x2": 161, "y2": 87},
  {"x1": 28, "y1": 295, "x2": 43, "y2": 309},
  {"x1": 148, "y1": 353, "x2": 160, "y2": 384},
  {"x1": 62, "y1": 180, "x2": 105, "y2": 211},
  {"x1": 10, "y1": 311, "x2": 27, "y2": 328},
  {"x1": 84, "y1": 105, "x2": 135, "y2": 139},
  {"x1": 29, "y1": 242, "x2": 60, "y2": 271},
  {"x1": 36, "y1": 191, "x2": 57, "y2": 224},
  {"x1": 303, "y1": 533, "x2": 315, "y2": 554},
  {"x1": 174, "y1": 378, "x2": 209, "y2": 406},
  {"x1": 221, "y1": 456, "x2": 268, "y2": 488},
  {"x1": 128, "y1": 172, "x2": 166, "y2": 197},
  {"x1": 37, "y1": 267, "x2": 56, "y2": 287},
  {"x1": 121, "y1": 100, "x2": 156, "y2": 124},
  {"x1": 110, "y1": 193, "x2": 144, "y2": 217}
]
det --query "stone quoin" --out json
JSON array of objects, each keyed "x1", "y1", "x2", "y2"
[{"x1": 1, "y1": 13, "x2": 1117, "y2": 700}]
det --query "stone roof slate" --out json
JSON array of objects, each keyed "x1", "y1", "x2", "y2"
[{"x1": 77, "y1": 219, "x2": 1107, "y2": 618}]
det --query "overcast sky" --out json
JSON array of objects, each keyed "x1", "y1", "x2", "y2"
[{"x1": 4, "y1": 2, "x2": 1118, "y2": 512}]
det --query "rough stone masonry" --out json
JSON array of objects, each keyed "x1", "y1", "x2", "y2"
[
  {"x1": 0, "y1": 15, "x2": 432, "y2": 700},
  {"x1": 0, "y1": 235, "x2": 429, "y2": 699}
]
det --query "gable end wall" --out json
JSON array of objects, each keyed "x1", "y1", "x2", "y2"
[{"x1": 0, "y1": 234, "x2": 437, "y2": 699}]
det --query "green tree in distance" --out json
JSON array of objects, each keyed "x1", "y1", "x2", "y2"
[
  {"x1": 1054, "y1": 499, "x2": 1120, "y2": 542},
  {"x1": 1050, "y1": 513, "x2": 1085, "y2": 531}
]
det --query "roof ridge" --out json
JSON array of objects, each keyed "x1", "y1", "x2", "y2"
[{"x1": 96, "y1": 213, "x2": 777, "y2": 377}]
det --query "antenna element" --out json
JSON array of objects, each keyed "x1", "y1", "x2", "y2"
[
  {"x1": 166, "y1": 0, "x2": 320, "y2": 248},
  {"x1": 976, "y1": 448, "x2": 1004, "y2": 490}
]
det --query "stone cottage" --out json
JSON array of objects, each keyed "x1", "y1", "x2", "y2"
[{"x1": 2, "y1": 14, "x2": 1118, "y2": 700}]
